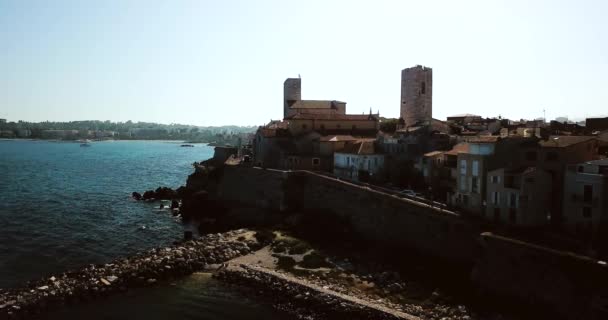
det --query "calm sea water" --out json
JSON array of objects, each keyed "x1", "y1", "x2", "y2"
[{"x1": 0, "y1": 140, "x2": 292, "y2": 319}]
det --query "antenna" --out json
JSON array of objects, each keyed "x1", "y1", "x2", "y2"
[{"x1": 543, "y1": 108, "x2": 546, "y2": 122}]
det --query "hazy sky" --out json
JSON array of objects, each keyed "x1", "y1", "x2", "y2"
[{"x1": 1, "y1": 0, "x2": 607, "y2": 126}]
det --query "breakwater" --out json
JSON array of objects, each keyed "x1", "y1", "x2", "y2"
[
  {"x1": 0, "y1": 230, "x2": 256, "y2": 319},
  {"x1": 216, "y1": 265, "x2": 420, "y2": 320}
]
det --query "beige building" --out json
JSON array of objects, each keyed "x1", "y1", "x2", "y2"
[
  {"x1": 283, "y1": 78, "x2": 346, "y2": 119},
  {"x1": 485, "y1": 167, "x2": 552, "y2": 226},
  {"x1": 563, "y1": 159, "x2": 608, "y2": 240},
  {"x1": 452, "y1": 137, "x2": 498, "y2": 215},
  {"x1": 285, "y1": 113, "x2": 379, "y2": 136}
]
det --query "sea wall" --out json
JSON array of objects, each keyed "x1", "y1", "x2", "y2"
[
  {"x1": 472, "y1": 232, "x2": 608, "y2": 320},
  {"x1": 213, "y1": 166, "x2": 478, "y2": 264},
  {"x1": 216, "y1": 166, "x2": 288, "y2": 212},
  {"x1": 290, "y1": 171, "x2": 478, "y2": 264}
]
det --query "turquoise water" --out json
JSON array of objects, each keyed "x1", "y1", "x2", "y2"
[{"x1": 0, "y1": 140, "x2": 293, "y2": 319}]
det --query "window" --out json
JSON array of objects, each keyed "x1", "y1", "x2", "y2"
[
  {"x1": 583, "y1": 207, "x2": 592, "y2": 218},
  {"x1": 492, "y1": 191, "x2": 499, "y2": 205},
  {"x1": 472, "y1": 160, "x2": 479, "y2": 177},
  {"x1": 460, "y1": 160, "x2": 467, "y2": 175},
  {"x1": 584, "y1": 185, "x2": 593, "y2": 203},
  {"x1": 312, "y1": 158, "x2": 320, "y2": 166},
  {"x1": 460, "y1": 177, "x2": 467, "y2": 191},
  {"x1": 421, "y1": 82, "x2": 426, "y2": 94},
  {"x1": 347, "y1": 157, "x2": 350, "y2": 166},
  {"x1": 471, "y1": 177, "x2": 479, "y2": 193},
  {"x1": 525, "y1": 151, "x2": 537, "y2": 161},
  {"x1": 374, "y1": 158, "x2": 378, "y2": 166},
  {"x1": 491, "y1": 176, "x2": 501, "y2": 184},
  {"x1": 545, "y1": 152, "x2": 559, "y2": 161},
  {"x1": 509, "y1": 193, "x2": 518, "y2": 208}
]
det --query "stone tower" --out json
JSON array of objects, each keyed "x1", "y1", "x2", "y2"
[
  {"x1": 400, "y1": 65, "x2": 432, "y2": 127},
  {"x1": 284, "y1": 78, "x2": 302, "y2": 119}
]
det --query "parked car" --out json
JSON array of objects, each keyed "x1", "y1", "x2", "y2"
[{"x1": 398, "y1": 189, "x2": 422, "y2": 197}]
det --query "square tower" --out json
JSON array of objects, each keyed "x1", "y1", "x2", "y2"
[
  {"x1": 284, "y1": 78, "x2": 302, "y2": 118},
  {"x1": 400, "y1": 65, "x2": 432, "y2": 128}
]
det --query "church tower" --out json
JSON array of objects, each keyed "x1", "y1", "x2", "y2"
[
  {"x1": 283, "y1": 78, "x2": 301, "y2": 119},
  {"x1": 400, "y1": 65, "x2": 432, "y2": 128}
]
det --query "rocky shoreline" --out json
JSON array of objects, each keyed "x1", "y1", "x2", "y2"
[
  {"x1": 216, "y1": 264, "x2": 419, "y2": 320},
  {"x1": 0, "y1": 230, "x2": 257, "y2": 320}
]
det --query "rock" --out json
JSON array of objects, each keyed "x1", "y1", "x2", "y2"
[
  {"x1": 132, "y1": 192, "x2": 142, "y2": 200},
  {"x1": 37, "y1": 286, "x2": 49, "y2": 291},
  {"x1": 146, "y1": 278, "x2": 157, "y2": 284},
  {"x1": 107, "y1": 276, "x2": 118, "y2": 282}
]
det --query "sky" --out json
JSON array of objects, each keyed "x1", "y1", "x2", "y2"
[{"x1": 1, "y1": 0, "x2": 607, "y2": 126}]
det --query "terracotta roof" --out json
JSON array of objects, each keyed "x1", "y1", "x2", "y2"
[
  {"x1": 424, "y1": 151, "x2": 444, "y2": 157},
  {"x1": 338, "y1": 141, "x2": 377, "y2": 155},
  {"x1": 445, "y1": 143, "x2": 470, "y2": 155},
  {"x1": 285, "y1": 113, "x2": 378, "y2": 121},
  {"x1": 539, "y1": 136, "x2": 595, "y2": 148}
]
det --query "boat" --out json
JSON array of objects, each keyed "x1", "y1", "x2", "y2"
[
  {"x1": 79, "y1": 139, "x2": 92, "y2": 147},
  {"x1": 180, "y1": 144, "x2": 195, "y2": 147}
]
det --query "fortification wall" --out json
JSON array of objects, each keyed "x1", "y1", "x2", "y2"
[
  {"x1": 472, "y1": 233, "x2": 608, "y2": 319},
  {"x1": 217, "y1": 166, "x2": 288, "y2": 211},
  {"x1": 292, "y1": 172, "x2": 478, "y2": 264}
]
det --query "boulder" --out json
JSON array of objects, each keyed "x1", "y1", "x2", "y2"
[{"x1": 131, "y1": 192, "x2": 142, "y2": 200}]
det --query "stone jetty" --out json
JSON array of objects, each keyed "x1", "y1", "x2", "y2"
[
  {"x1": 216, "y1": 264, "x2": 420, "y2": 320},
  {"x1": 0, "y1": 229, "x2": 257, "y2": 319}
]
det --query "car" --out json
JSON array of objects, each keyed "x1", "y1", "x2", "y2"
[{"x1": 398, "y1": 189, "x2": 422, "y2": 197}]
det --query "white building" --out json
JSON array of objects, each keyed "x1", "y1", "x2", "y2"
[
  {"x1": 563, "y1": 159, "x2": 608, "y2": 240},
  {"x1": 333, "y1": 140, "x2": 384, "y2": 182}
]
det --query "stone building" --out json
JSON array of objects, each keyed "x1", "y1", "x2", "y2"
[
  {"x1": 401, "y1": 65, "x2": 432, "y2": 128},
  {"x1": 563, "y1": 159, "x2": 608, "y2": 241},
  {"x1": 283, "y1": 78, "x2": 346, "y2": 119},
  {"x1": 485, "y1": 167, "x2": 552, "y2": 226},
  {"x1": 284, "y1": 113, "x2": 378, "y2": 136}
]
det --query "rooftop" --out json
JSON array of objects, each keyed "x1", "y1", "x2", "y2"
[
  {"x1": 447, "y1": 113, "x2": 481, "y2": 118},
  {"x1": 539, "y1": 136, "x2": 595, "y2": 148},
  {"x1": 338, "y1": 141, "x2": 377, "y2": 155},
  {"x1": 286, "y1": 113, "x2": 378, "y2": 121},
  {"x1": 445, "y1": 143, "x2": 470, "y2": 156},
  {"x1": 291, "y1": 100, "x2": 345, "y2": 110}
]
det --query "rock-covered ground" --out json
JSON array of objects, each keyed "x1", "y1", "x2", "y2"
[
  {"x1": 0, "y1": 229, "x2": 257, "y2": 320},
  {"x1": 221, "y1": 231, "x2": 503, "y2": 320}
]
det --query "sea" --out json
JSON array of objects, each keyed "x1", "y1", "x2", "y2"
[{"x1": 0, "y1": 140, "x2": 293, "y2": 319}]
